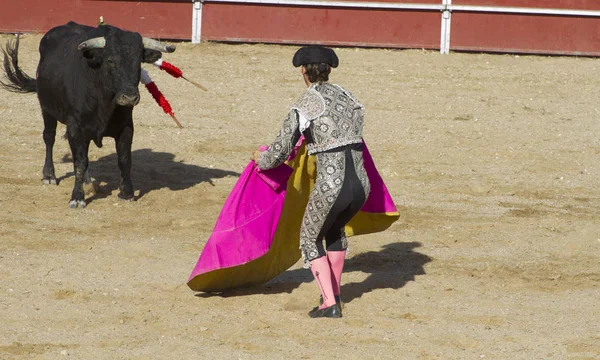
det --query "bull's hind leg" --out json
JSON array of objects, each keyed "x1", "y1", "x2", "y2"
[
  {"x1": 115, "y1": 124, "x2": 134, "y2": 201},
  {"x1": 66, "y1": 127, "x2": 90, "y2": 209},
  {"x1": 41, "y1": 109, "x2": 58, "y2": 185}
]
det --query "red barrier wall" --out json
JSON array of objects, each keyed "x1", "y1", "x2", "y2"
[
  {"x1": 1, "y1": 1, "x2": 599, "y2": 56},
  {"x1": 451, "y1": 0, "x2": 600, "y2": 55},
  {"x1": 0, "y1": 0, "x2": 191, "y2": 39},
  {"x1": 328, "y1": 0, "x2": 440, "y2": 2},
  {"x1": 453, "y1": 0, "x2": 600, "y2": 10},
  {"x1": 201, "y1": 3, "x2": 441, "y2": 49},
  {"x1": 450, "y1": 13, "x2": 600, "y2": 56}
]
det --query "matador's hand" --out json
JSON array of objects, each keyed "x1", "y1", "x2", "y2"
[{"x1": 251, "y1": 149, "x2": 262, "y2": 162}]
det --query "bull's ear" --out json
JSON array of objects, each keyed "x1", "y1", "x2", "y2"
[
  {"x1": 142, "y1": 49, "x2": 162, "y2": 63},
  {"x1": 81, "y1": 49, "x2": 103, "y2": 68}
]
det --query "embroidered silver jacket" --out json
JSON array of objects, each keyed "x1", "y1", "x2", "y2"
[
  {"x1": 258, "y1": 83, "x2": 365, "y2": 170},
  {"x1": 294, "y1": 83, "x2": 365, "y2": 155}
]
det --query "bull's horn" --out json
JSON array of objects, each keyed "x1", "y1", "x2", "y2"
[
  {"x1": 78, "y1": 37, "x2": 106, "y2": 51},
  {"x1": 142, "y1": 37, "x2": 176, "y2": 53}
]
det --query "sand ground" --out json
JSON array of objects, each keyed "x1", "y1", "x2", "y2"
[{"x1": 0, "y1": 33, "x2": 599, "y2": 359}]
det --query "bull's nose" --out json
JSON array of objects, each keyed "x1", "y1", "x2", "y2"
[{"x1": 116, "y1": 94, "x2": 140, "y2": 107}]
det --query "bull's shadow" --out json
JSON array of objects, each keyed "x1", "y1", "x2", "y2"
[
  {"x1": 200, "y1": 241, "x2": 432, "y2": 305},
  {"x1": 58, "y1": 148, "x2": 240, "y2": 203}
]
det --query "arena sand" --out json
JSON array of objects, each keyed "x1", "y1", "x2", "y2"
[{"x1": 0, "y1": 34, "x2": 598, "y2": 359}]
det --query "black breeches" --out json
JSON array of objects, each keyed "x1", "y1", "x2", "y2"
[{"x1": 315, "y1": 145, "x2": 366, "y2": 256}]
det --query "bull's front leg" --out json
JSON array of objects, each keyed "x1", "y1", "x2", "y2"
[
  {"x1": 41, "y1": 109, "x2": 58, "y2": 185},
  {"x1": 66, "y1": 132, "x2": 90, "y2": 209},
  {"x1": 115, "y1": 124, "x2": 134, "y2": 201}
]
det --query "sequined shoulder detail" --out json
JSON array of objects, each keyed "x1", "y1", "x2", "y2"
[
  {"x1": 291, "y1": 88, "x2": 326, "y2": 121},
  {"x1": 329, "y1": 83, "x2": 364, "y2": 110}
]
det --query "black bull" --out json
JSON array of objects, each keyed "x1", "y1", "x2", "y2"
[{"x1": 0, "y1": 21, "x2": 175, "y2": 208}]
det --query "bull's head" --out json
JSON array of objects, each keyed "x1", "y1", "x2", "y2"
[{"x1": 77, "y1": 26, "x2": 175, "y2": 107}]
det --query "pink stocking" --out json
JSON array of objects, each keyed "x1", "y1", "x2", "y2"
[
  {"x1": 327, "y1": 250, "x2": 346, "y2": 296},
  {"x1": 310, "y1": 256, "x2": 336, "y2": 308}
]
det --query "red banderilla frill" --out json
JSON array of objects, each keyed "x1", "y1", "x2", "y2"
[
  {"x1": 140, "y1": 68, "x2": 183, "y2": 129},
  {"x1": 153, "y1": 59, "x2": 207, "y2": 91}
]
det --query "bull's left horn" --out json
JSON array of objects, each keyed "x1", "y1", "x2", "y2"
[
  {"x1": 142, "y1": 38, "x2": 176, "y2": 53},
  {"x1": 78, "y1": 37, "x2": 106, "y2": 51}
]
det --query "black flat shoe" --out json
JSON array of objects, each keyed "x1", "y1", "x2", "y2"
[
  {"x1": 308, "y1": 303, "x2": 342, "y2": 318},
  {"x1": 311, "y1": 295, "x2": 342, "y2": 313}
]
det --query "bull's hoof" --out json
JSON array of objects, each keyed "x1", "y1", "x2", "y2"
[
  {"x1": 69, "y1": 200, "x2": 87, "y2": 209},
  {"x1": 117, "y1": 194, "x2": 135, "y2": 202},
  {"x1": 42, "y1": 178, "x2": 57, "y2": 185}
]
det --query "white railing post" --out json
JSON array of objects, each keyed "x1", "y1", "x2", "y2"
[
  {"x1": 440, "y1": 0, "x2": 451, "y2": 54},
  {"x1": 192, "y1": 0, "x2": 203, "y2": 44}
]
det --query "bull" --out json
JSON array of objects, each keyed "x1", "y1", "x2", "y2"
[{"x1": 1, "y1": 21, "x2": 175, "y2": 208}]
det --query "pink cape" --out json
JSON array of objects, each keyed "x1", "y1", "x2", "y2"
[{"x1": 187, "y1": 138, "x2": 399, "y2": 292}]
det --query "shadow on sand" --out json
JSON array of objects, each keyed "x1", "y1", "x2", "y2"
[
  {"x1": 56, "y1": 148, "x2": 240, "y2": 203},
  {"x1": 196, "y1": 241, "x2": 432, "y2": 305}
]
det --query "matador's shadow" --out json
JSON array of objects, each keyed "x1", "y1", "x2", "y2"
[
  {"x1": 57, "y1": 148, "x2": 239, "y2": 203},
  {"x1": 338, "y1": 241, "x2": 432, "y2": 304},
  {"x1": 206, "y1": 241, "x2": 432, "y2": 305}
]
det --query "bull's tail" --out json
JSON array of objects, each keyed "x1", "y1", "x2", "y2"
[{"x1": 1, "y1": 34, "x2": 36, "y2": 94}]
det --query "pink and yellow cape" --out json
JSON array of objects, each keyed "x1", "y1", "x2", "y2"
[{"x1": 187, "y1": 137, "x2": 399, "y2": 292}]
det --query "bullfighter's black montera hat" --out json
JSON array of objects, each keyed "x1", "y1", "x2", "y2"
[{"x1": 292, "y1": 46, "x2": 339, "y2": 68}]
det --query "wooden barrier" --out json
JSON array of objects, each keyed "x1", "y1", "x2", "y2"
[
  {"x1": 200, "y1": 1, "x2": 442, "y2": 49},
  {"x1": 0, "y1": 0, "x2": 599, "y2": 56},
  {"x1": 0, "y1": 0, "x2": 191, "y2": 40},
  {"x1": 450, "y1": 0, "x2": 600, "y2": 55}
]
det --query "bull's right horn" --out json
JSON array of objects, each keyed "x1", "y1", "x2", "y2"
[
  {"x1": 78, "y1": 37, "x2": 106, "y2": 51},
  {"x1": 142, "y1": 37, "x2": 176, "y2": 53}
]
